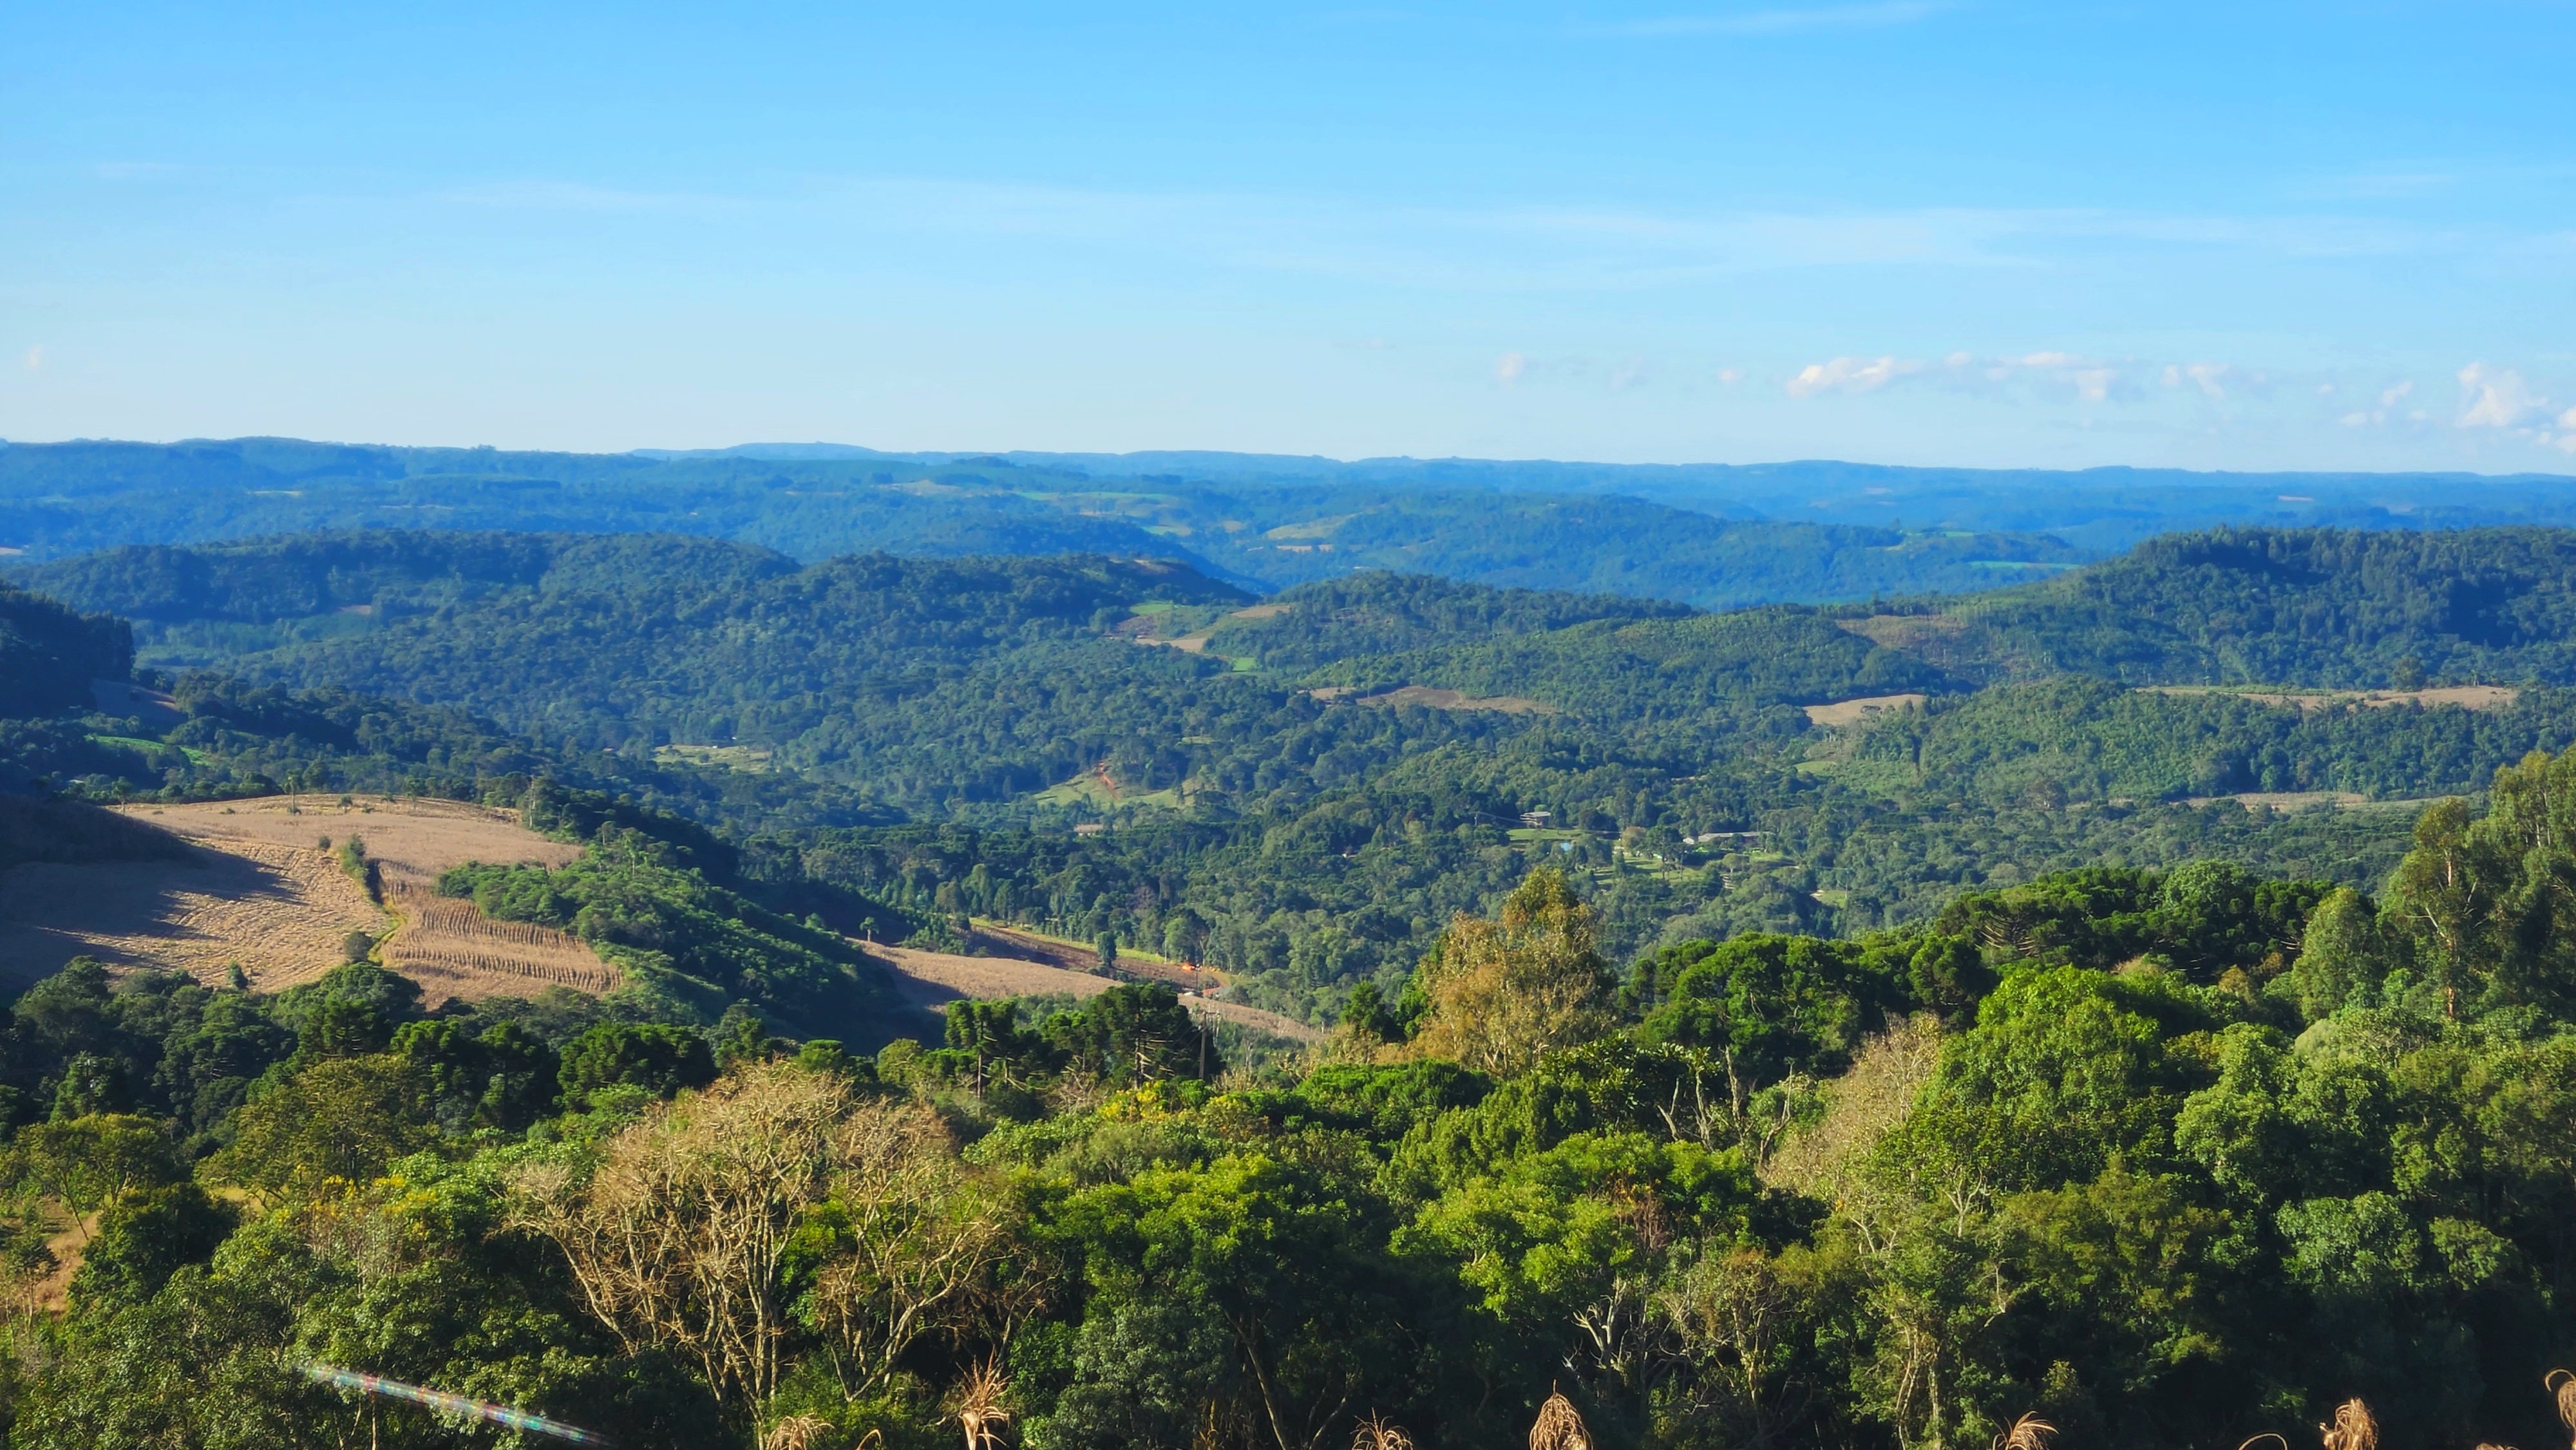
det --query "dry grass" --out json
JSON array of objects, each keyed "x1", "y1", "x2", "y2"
[
  {"x1": 1530, "y1": 1391, "x2": 1592, "y2": 1450},
  {"x1": 867, "y1": 943, "x2": 1322, "y2": 1042},
  {"x1": 1803, "y1": 693, "x2": 1929, "y2": 728},
  {"x1": 2320, "y1": 1399, "x2": 2378, "y2": 1450},
  {"x1": 0, "y1": 831, "x2": 380, "y2": 991},
  {"x1": 0, "y1": 794, "x2": 606, "y2": 1000},
  {"x1": 762, "y1": 1415, "x2": 838, "y2": 1450},
  {"x1": 951, "y1": 1359, "x2": 1012, "y2": 1450},
  {"x1": 2549, "y1": 1368, "x2": 2576, "y2": 1447},
  {"x1": 1351, "y1": 1414, "x2": 1414, "y2": 1450},
  {"x1": 1994, "y1": 1413, "x2": 2055, "y2": 1450},
  {"x1": 125, "y1": 794, "x2": 581, "y2": 874},
  {"x1": 381, "y1": 863, "x2": 615, "y2": 999}
]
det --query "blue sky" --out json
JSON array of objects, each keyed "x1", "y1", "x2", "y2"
[{"x1": 5, "y1": 2, "x2": 2573, "y2": 471}]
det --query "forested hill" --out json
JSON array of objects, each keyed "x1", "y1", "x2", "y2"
[
  {"x1": 25, "y1": 522, "x2": 2576, "y2": 1024},
  {"x1": 0, "y1": 436, "x2": 2085, "y2": 607},
  {"x1": 0, "y1": 582, "x2": 130, "y2": 715},
  {"x1": 1842, "y1": 525, "x2": 2576, "y2": 689},
  {"x1": 14, "y1": 530, "x2": 802, "y2": 623}
]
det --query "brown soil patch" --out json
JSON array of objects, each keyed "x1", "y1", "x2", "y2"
[
  {"x1": 1358, "y1": 685, "x2": 1558, "y2": 715},
  {"x1": 867, "y1": 943, "x2": 1321, "y2": 1042},
  {"x1": 0, "y1": 795, "x2": 604, "y2": 1001},
  {"x1": 2143, "y1": 684, "x2": 2520, "y2": 712},
  {"x1": 1803, "y1": 693, "x2": 1928, "y2": 728},
  {"x1": 1225, "y1": 603, "x2": 1289, "y2": 621}
]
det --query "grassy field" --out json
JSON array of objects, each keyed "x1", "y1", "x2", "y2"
[
  {"x1": 1032, "y1": 765, "x2": 1189, "y2": 811},
  {"x1": 652, "y1": 742, "x2": 775, "y2": 773}
]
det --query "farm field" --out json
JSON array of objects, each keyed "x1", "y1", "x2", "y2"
[
  {"x1": 866, "y1": 941, "x2": 1321, "y2": 1042},
  {"x1": 0, "y1": 794, "x2": 603, "y2": 1000}
]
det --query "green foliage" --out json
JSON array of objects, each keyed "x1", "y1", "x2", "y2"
[
  {"x1": 200, "y1": 1056, "x2": 439, "y2": 1196},
  {"x1": 0, "y1": 580, "x2": 130, "y2": 719},
  {"x1": 439, "y1": 816, "x2": 905, "y2": 1038},
  {"x1": 557, "y1": 1022, "x2": 717, "y2": 1101},
  {"x1": 1039, "y1": 984, "x2": 1220, "y2": 1084},
  {"x1": 1918, "y1": 525, "x2": 2576, "y2": 688},
  {"x1": 69, "y1": 1182, "x2": 234, "y2": 1310}
]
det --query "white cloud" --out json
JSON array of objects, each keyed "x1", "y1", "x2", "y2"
[
  {"x1": 1611, "y1": 356, "x2": 1650, "y2": 390},
  {"x1": 2381, "y1": 381, "x2": 2414, "y2": 410},
  {"x1": 1494, "y1": 352, "x2": 1527, "y2": 384},
  {"x1": 20, "y1": 346, "x2": 39, "y2": 372},
  {"x1": 1786, "y1": 355, "x2": 1921, "y2": 397},
  {"x1": 2457, "y1": 362, "x2": 2544, "y2": 428},
  {"x1": 2560, "y1": 405, "x2": 2576, "y2": 429},
  {"x1": 1716, "y1": 367, "x2": 1744, "y2": 386},
  {"x1": 2160, "y1": 362, "x2": 2231, "y2": 399}
]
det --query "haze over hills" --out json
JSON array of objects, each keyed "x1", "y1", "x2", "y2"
[{"x1": 10, "y1": 436, "x2": 2575, "y2": 607}]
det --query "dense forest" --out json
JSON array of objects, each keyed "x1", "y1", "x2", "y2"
[
  {"x1": 35, "y1": 437, "x2": 2576, "y2": 608},
  {"x1": 8, "y1": 517, "x2": 2576, "y2": 1445},
  {"x1": 17, "y1": 526, "x2": 2576, "y2": 1026},
  {"x1": 8, "y1": 766, "x2": 2576, "y2": 1447},
  {"x1": 13, "y1": 440, "x2": 2576, "y2": 587}
]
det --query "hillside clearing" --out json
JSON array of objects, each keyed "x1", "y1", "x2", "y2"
[
  {"x1": 0, "y1": 795, "x2": 602, "y2": 999},
  {"x1": 866, "y1": 942, "x2": 1321, "y2": 1043},
  {"x1": 2141, "y1": 684, "x2": 2521, "y2": 711},
  {"x1": 1309, "y1": 684, "x2": 1557, "y2": 715},
  {"x1": 1804, "y1": 693, "x2": 1928, "y2": 727}
]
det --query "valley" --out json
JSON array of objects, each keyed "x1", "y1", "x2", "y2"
[{"x1": 6, "y1": 513, "x2": 2576, "y2": 1450}]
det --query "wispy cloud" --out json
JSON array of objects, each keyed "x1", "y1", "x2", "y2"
[
  {"x1": 2162, "y1": 362, "x2": 2231, "y2": 400},
  {"x1": 2458, "y1": 362, "x2": 2545, "y2": 428},
  {"x1": 1494, "y1": 352, "x2": 1528, "y2": 384},
  {"x1": 1598, "y1": 1, "x2": 1946, "y2": 37},
  {"x1": 1786, "y1": 355, "x2": 1922, "y2": 397},
  {"x1": 21, "y1": 346, "x2": 41, "y2": 372},
  {"x1": 1776, "y1": 350, "x2": 2348, "y2": 410}
]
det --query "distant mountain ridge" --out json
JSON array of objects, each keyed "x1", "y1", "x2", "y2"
[{"x1": 12, "y1": 435, "x2": 2573, "y2": 608}]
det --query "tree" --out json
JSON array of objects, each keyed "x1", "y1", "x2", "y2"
[
  {"x1": 68, "y1": 1183, "x2": 233, "y2": 1310},
  {"x1": 8, "y1": 1114, "x2": 183, "y2": 1239},
  {"x1": 558, "y1": 1022, "x2": 717, "y2": 1102},
  {"x1": 200, "y1": 1056, "x2": 436, "y2": 1198},
  {"x1": 1042, "y1": 984, "x2": 1215, "y2": 1083},
  {"x1": 2282, "y1": 887, "x2": 2397, "y2": 1022},
  {"x1": 797, "y1": 1100, "x2": 1020, "y2": 1405},
  {"x1": 508, "y1": 1062, "x2": 992, "y2": 1424},
  {"x1": 1410, "y1": 869, "x2": 1615, "y2": 1077}
]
